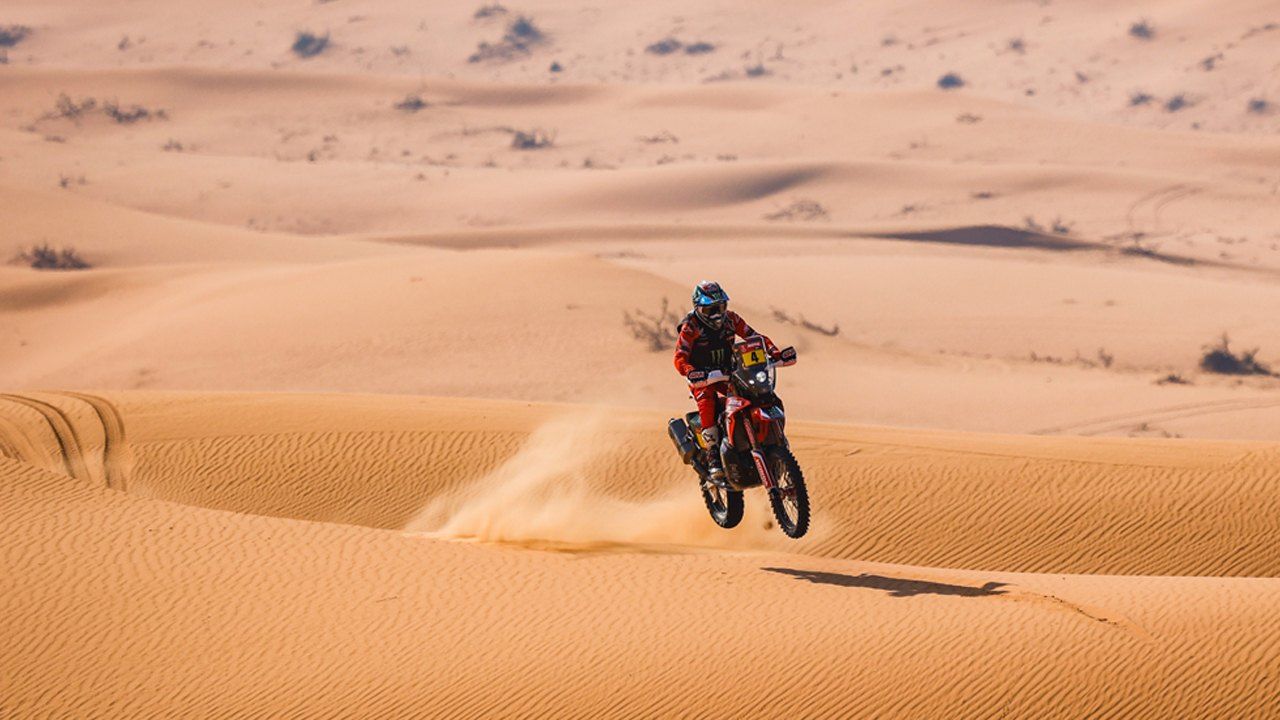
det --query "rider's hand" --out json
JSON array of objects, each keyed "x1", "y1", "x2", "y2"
[{"x1": 686, "y1": 369, "x2": 707, "y2": 384}]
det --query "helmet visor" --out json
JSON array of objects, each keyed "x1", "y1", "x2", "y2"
[{"x1": 698, "y1": 302, "x2": 726, "y2": 320}]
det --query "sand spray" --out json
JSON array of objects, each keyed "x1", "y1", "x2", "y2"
[{"x1": 405, "y1": 412, "x2": 787, "y2": 552}]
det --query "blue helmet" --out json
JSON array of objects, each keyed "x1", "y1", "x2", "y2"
[{"x1": 692, "y1": 281, "x2": 729, "y2": 327}]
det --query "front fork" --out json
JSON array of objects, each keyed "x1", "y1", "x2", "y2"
[{"x1": 745, "y1": 416, "x2": 776, "y2": 490}]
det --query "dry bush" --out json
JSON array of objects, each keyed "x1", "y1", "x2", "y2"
[
  {"x1": 394, "y1": 93, "x2": 430, "y2": 112},
  {"x1": 507, "y1": 15, "x2": 542, "y2": 43},
  {"x1": 764, "y1": 199, "x2": 829, "y2": 222},
  {"x1": 1006, "y1": 37, "x2": 1027, "y2": 54},
  {"x1": 1028, "y1": 348, "x2": 1115, "y2": 370},
  {"x1": 638, "y1": 130, "x2": 679, "y2": 144},
  {"x1": 45, "y1": 94, "x2": 97, "y2": 121},
  {"x1": 470, "y1": 15, "x2": 544, "y2": 62},
  {"x1": 474, "y1": 3, "x2": 508, "y2": 19},
  {"x1": 1156, "y1": 373, "x2": 1191, "y2": 385},
  {"x1": 13, "y1": 243, "x2": 90, "y2": 270},
  {"x1": 772, "y1": 308, "x2": 839, "y2": 337},
  {"x1": 623, "y1": 298, "x2": 681, "y2": 351},
  {"x1": 511, "y1": 128, "x2": 554, "y2": 149},
  {"x1": 684, "y1": 41, "x2": 716, "y2": 55},
  {"x1": 162, "y1": 138, "x2": 184, "y2": 151},
  {"x1": 104, "y1": 99, "x2": 166, "y2": 124},
  {"x1": 1200, "y1": 334, "x2": 1272, "y2": 376},
  {"x1": 0, "y1": 25, "x2": 31, "y2": 47},
  {"x1": 1247, "y1": 98, "x2": 1270, "y2": 114},
  {"x1": 646, "y1": 37, "x2": 682, "y2": 55},
  {"x1": 1130, "y1": 91, "x2": 1155, "y2": 106},
  {"x1": 1164, "y1": 94, "x2": 1192, "y2": 112},
  {"x1": 1129, "y1": 19, "x2": 1156, "y2": 40},
  {"x1": 292, "y1": 31, "x2": 330, "y2": 58},
  {"x1": 937, "y1": 73, "x2": 965, "y2": 89},
  {"x1": 1025, "y1": 216, "x2": 1074, "y2": 236},
  {"x1": 744, "y1": 62, "x2": 770, "y2": 77}
]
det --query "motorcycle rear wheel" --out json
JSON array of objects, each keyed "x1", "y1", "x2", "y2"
[
  {"x1": 767, "y1": 447, "x2": 810, "y2": 538},
  {"x1": 701, "y1": 481, "x2": 744, "y2": 529}
]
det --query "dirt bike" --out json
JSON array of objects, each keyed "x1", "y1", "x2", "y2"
[{"x1": 667, "y1": 336, "x2": 810, "y2": 538}]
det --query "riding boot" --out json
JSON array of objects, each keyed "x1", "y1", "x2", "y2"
[{"x1": 701, "y1": 427, "x2": 726, "y2": 483}]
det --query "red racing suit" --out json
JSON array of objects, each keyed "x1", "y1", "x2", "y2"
[{"x1": 673, "y1": 310, "x2": 778, "y2": 430}]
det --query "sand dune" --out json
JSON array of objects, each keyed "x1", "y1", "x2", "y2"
[
  {"x1": 5, "y1": 391, "x2": 1280, "y2": 575},
  {"x1": 4, "y1": 391, "x2": 1280, "y2": 717}
]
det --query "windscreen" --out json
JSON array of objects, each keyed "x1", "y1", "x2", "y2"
[{"x1": 736, "y1": 339, "x2": 769, "y2": 370}]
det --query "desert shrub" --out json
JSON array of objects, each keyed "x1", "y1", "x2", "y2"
[
  {"x1": 646, "y1": 37, "x2": 682, "y2": 55},
  {"x1": 103, "y1": 99, "x2": 165, "y2": 124},
  {"x1": 744, "y1": 62, "x2": 769, "y2": 77},
  {"x1": 549, "y1": 60, "x2": 562, "y2": 72},
  {"x1": 764, "y1": 199, "x2": 829, "y2": 222},
  {"x1": 162, "y1": 138, "x2": 184, "y2": 151},
  {"x1": 292, "y1": 31, "x2": 330, "y2": 58},
  {"x1": 1023, "y1": 216, "x2": 1072, "y2": 235},
  {"x1": 638, "y1": 130, "x2": 679, "y2": 144},
  {"x1": 1156, "y1": 373, "x2": 1190, "y2": 385},
  {"x1": 684, "y1": 41, "x2": 716, "y2": 55},
  {"x1": 772, "y1": 307, "x2": 839, "y2": 337},
  {"x1": 474, "y1": 3, "x2": 508, "y2": 19},
  {"x1": 507, "y1": 15, "x2": 542, "y2": 43},
  {"x1": 937, "y1": 73, "x2": 965, "y2": 89},
  {"x1": 0, "y1": 24, "x2": 31, "y2": 47},
  {"x1": 14, "y1": 243, "x2": 90, "y2": 270},
  {"x1": 623, "y1": 298, "x2": 681, "y2": 351},
  {"x1": 1247, "y1": 98, "x2": 1269, "y2": 114},
  {"x1": 1199, "y1": 334, "x2": 1272, "y2": 375},
  {"x1": 511, "y1": 128, "x2": 554, "y2": 149},
  {"x1": 46, "y1": 94, "x2": 97, "y2": 121},
  {"x1": 1028, "y1": 348, "x2": 1115, "y2": 370},
  {"x1": 1007, "y1": 37, "x2": 1026, "y2": 54},
  {"x1": 469, "y1": 15, "x2": 544, "y2": 62},
  {"x1": 1164, "y1": 94, "x2": 1191, "y2": 112},
  {"x1": 1129, "y1": 91, "x2": 1154, "y2": 106},
  {"x1": 394, "y1": 93, "x2": 429, "y2": 112},
  {"x1": 1129, "y1": 19, "x2": 1155, "y2": 39}
]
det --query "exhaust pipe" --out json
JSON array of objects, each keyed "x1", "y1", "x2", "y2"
[{"x1": 667, "y1": 418, "x2": 697, "y2": 464}]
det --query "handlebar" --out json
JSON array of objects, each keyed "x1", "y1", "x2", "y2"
[{"x1": 687, "y1": 347, "x2": 798, "y2": 388}]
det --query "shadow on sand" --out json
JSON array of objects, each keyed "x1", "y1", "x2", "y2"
[{"x1": 763, "y1": 567, "x2": 1007, "y2": 598}]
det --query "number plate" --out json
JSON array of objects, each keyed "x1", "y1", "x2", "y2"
[{"x1": 741, "y1": 348, "x2": 768, "y2": 366}]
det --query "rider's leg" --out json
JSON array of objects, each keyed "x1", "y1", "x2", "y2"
[{"x1": 693, "y1": 385, "x2": 725, "y2": 480}]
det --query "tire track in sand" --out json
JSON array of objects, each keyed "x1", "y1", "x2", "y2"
[
  {"x1": 54, "y1": 392, "x2": 131, "y2": 492},
  {"x1": 0, "y1": 393, "x2": 92, "y2": 482}
]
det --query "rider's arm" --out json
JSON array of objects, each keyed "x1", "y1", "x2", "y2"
[
  {"x1": 673, "y1": 321, "x2": 698, "y2": 376},
  {"x1": 728, "y1": 311, "x2": 779, "y2": 355}
]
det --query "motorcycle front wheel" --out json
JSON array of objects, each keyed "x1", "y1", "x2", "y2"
[{"x1": 767, "y1": 446, "x2": 810, "y2": 538}]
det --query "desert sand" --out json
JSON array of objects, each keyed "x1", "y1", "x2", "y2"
[{"x1": 3, "y1": 0, "x2": 1280, "y2": 717}]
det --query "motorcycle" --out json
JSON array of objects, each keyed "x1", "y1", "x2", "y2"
[{"x1": 667, "y1": 336, "x2": 810, "y2": 538}]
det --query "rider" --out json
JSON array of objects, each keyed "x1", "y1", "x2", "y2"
[{"x1": 673, "y1": 281, "x2": 780, "y2": 482}]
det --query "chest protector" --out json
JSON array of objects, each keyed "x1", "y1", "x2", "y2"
[{"x1": 680, "y1": 312, "x2": 736, "y2": 372}]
